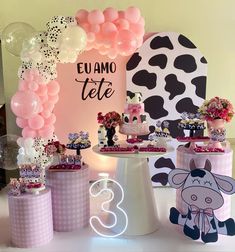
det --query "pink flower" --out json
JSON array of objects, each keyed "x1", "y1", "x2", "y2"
[
  {"x1": 198, "y1": 97, "x2": 234, "y2": 122},
  {"x1": 97, "y1": 111, "x2": 121, "y2": 128}
]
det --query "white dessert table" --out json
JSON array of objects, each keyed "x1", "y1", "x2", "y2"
[{"x1": 92, "y1": 141, "x2": 174, "y2": 236}]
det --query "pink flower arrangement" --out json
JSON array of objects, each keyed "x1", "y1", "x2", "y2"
[
  {"x1": 198, "y1": 97, "x2": 234, "y2": 122},
  {"x1": 45, "y1": 141, "x2": 66, "y2": 156},
  {"x1": 97, "y1": 111, "x2": 121, "y2": 128}
]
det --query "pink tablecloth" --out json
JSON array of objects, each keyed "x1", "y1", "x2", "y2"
[
  {"x1": 176, "y1": 146, "x2": 233, "y2": 221},
  {"x1": 8, "y1": 189, "x2": 53, "y2": 248},
  {"x1": 46, "y1": 166, "x2": 90, "y2": 232}
]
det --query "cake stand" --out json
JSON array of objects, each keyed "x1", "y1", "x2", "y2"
[
  {"x1": 66, "y1": 143, "x2": 91, "y2": 155},
  {"x1": 178, "y1": 124, "x2": 205, "y2": 149},
  {"x1": 92, "y1": 140, "x2": 174, "y2": 235}
]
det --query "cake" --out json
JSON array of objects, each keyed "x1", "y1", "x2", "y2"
[
  {"x1": 178, "y1": 112, "x2": 205, "y2": 130},
  {"x1": 119, "y1": 91, "x2": 149, "y2": 137}
]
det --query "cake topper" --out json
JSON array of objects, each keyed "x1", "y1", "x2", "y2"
[{"x1": 168, "y1": 159, "x2": 235, "y2": 243}]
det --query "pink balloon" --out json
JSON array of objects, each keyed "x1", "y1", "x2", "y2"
[
  {"x1": 75, "y1": 9, "x2": 89, "y2": 23},
  {"x1": 38, "y1": 104, "x2": 43, "y2": 113},
  {"x1": 107, "y1": 49, "x2": 118, "y2": 59},
  {"x1": 49, "y1": 94, "x2": 59, "y2": 104},
  {"x1": 124, "y1": 6, "x2": 141, "y2": 23},
  {"x1": 44, "y1": 113, "x2": 56, "y2": 125},
  {"x1": 88, "y1": 10, "x2": 105, "y2": 24},
  {"x1": 41, "y1": 109, "x2": 51, "y2": 119},
  {"x1": 130, "y1": 23, "x2": 145, "y2": 38},
  {"x1": 118, "y1": 11, "x2": 125, "y2": 19},
  {"x1": 102, "y1": 38, "x2": 113, "y2": 49},
  {"x1": 99, "y1": 46, "x2": 109, "y2": 55},
  {"x1": 103, "y1": 7, "x2": 118, "y2": 22},
  {"x1": 90, "y1": 24, "x2": 100, "y2": 34},
  {"x1": 28, "y1": 115, "x2": 45, "y2": 130},
  {"x1": 95, "y1": 33, "x2": 104, "y2": 46},
  {"x1": 18, "y1": 80, "x2": 29, "y2": 91},
  {"x1": 87, "y1": 32, "x2": 95, "y2": 42},
  {"x1": 43, "y1": 101, "x2": 54, "y2": 112},
  {"x1": 47, "y1": 80, "x2": 60, "y2": 96},
  {"x1": 136, "y1": 37, "x2": 144, "y2": 48},
  {"x1": 36, "y1": 85, "x2": 47, "y2": 96},
  {"x1": 39, "y1": 94, "x2": 48, "y2": 104},
  {"x1": 38, "y1": 125, "x2": 54, "y2": 138},
  {"x1": 138, "y1": 16, "x2": 145, "y2": 26},
  {"x1": 16, "y1": 117, "x2": 28, "y2": 128},
  {"x1": 85, "y1": 42, "x2": 94, "y2": 51},
  {"x1": 22, "y1": 127, "x2": 37, "y2": 138},
  {"x1": 22, "y1": 70, "x2": 34, "y2": 82},
  {"x1": 101, "y1": 22, "x2": 117, "y2": 35},
  {"x1": 115, "y1": 29, "x2": 137, "y2": 56},
  {"x1": 11, "y1": 91, "x2": 41, "y2": 119},
  {"x1": 28, "y1": 81, "x2": 39, "y2": 91},
  {"x1": 80, "y1": 22, "x2": 90, "y2": 33},
  {"x1": 115, "y1": 18, "x2": 130, "y2": 30}
]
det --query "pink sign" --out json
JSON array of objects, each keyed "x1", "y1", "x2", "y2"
[{"x1": 55, "y1": 49, "x2": 129, "y2": 179}]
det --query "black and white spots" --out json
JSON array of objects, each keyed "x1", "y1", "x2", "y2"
[
  {"x1": 126, "y1": 32, "x2": 207, "y2": 186},
  {"x1": 174, "y1": 54, "x2": 197, "y2": 73},
  {"x1": 149, "y1": 54, "x2": 167, "y2": 69},
  {"x1": 178, "y1": 34, "x2": 196, "y2": 49},
  {"x1": 150, "y1": 36, "x2": 174, "y2": 50},
  {"x1": 126, "y1": 52, "x2": 142, "y2": 71},
  {"x1": 132, "y1": 70, "x2": 157, "y2": 90},
  {"x1": 176, "y1": 98, "x2": 199, "y2": 114},
  {"x1": 191, "y1": 76, "x2": 207, "y2": 99},
  {"x1": 165, "y1": 74, "x2": 185, "y2": 100},
  {"x1": 144, "y1": 96, "x2": 168, "y2": 119}
]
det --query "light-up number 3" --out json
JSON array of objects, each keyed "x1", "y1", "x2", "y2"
[{"x1": 89, "y1": 178, "x2": 128, "y2": 237}]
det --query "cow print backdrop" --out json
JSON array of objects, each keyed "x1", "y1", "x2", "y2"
[{"x1": 126, "y1": 32, "x2": 207, "y2": 186}]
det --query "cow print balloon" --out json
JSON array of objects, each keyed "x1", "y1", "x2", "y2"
[
  {"x1": 18, "y1": 61, "x2": 33, "y2": 79},
  {"x1": 36, "y1": 60, "x2": 57, "y2": 83},
  {"x1": 126, "y1": 32, "x2": 207, "y2": 186}
]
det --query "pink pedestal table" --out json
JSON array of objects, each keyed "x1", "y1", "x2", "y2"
[
  {"x1": 8, "y1": 189, "x2": 53, "y2": 248},
  {"x1": 176, "y1": 145, "x2": 233, "y2": 221},
  {"x1": 46, "y1": 166, "x2": 90, "y2": 232}
]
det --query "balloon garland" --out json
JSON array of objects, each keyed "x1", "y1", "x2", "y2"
[
  {"x1": 76, "y1": 7, "x2": 145, "y2": 58},
  {"x1": 4, "y1": 7, "x2": 145, "y2": 165}
]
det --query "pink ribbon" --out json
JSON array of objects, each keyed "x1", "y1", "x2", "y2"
[{"x1": 191, "y1": 205, "x2": 213, "y2": 234}]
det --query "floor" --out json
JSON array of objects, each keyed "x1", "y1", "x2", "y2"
[{"x1": 0, "y1": 187, "x2": 235, "y2": 252}]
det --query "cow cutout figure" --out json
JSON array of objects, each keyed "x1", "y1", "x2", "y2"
[{"x1": 168, "y1": 159, "x2": 235, "y2": 243}]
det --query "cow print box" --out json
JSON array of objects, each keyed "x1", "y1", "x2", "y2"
[{"x1": 126, "y1": 32, "x2": 207, "y2": 186}]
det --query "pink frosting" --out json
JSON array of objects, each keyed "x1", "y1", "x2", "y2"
[
  {"x1": 119, "y1": 123, "x2": 149, "y2": 136},
  {"x1": 123, "y1": 103, "x2": 146, "y2": 123}
]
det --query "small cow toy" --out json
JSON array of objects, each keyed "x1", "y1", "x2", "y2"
[{"x1": 168, "y1": 159, "x2": 235, "y2": 243}]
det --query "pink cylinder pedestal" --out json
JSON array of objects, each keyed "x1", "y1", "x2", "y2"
[
  {"x1": 8, "y1": 189, "x2": 53, "y2": 248},
  {"x1": 176, "y1": 146, "x2": 233, "y2": 221},
  {"x1": 46, "y1": 166, "x2": 89, "y2": 232}
]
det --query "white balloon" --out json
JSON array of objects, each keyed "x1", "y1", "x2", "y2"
[
  {"x1": 17, "y1": 154, "x2": 25, "y2": 164},
  {"x1": 18, "y1": 147, "x2": 25, "y2": 155},
  {"x1": 17, "y1": 137, "x2": 24, "y2": 147},
  {"x1": 60, "y1": 25, "x2": 87, "y2": 51}
]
